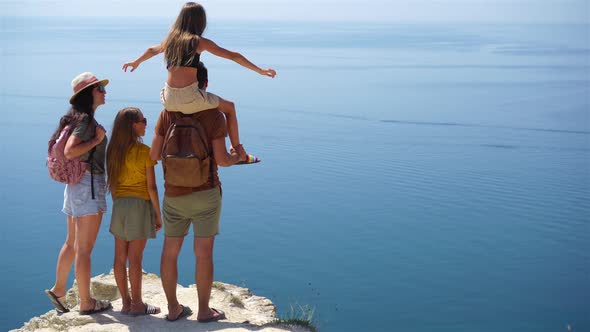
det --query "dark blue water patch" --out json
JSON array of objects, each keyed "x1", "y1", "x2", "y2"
[
  {"x1": 2, "y1": 93, "x2": 588, "y2": 139},
  {"x1": 5, "y1": 17, "x2": 588, "y2": 54},
  {"x1": 383, "y1": 120, "x2": 461, "y2": 126},
  {"x1": 0, "y1": 16, "x2": 168, "y2": 41},
  {"x1": 1, "y1": 93, "x2": 162, "y2": 105},
  {"x1": 479, "y1": 144, "x2": 518, "y2": 149},
  {"x1": 494, "y1": 44, "x2": 590, "y2": 56},
  {"x1": 391, "y1": 80, "x2": 590, "y2": 88},
  {"x1": 380, "y1": 119, "x2": 590, "y2": 135},
  {"x1": 278, "y1": 64, "x2": 590, "y2": 71},
  {"x1": 211, "y1": 22, "x2": 499, "y2": 51}
]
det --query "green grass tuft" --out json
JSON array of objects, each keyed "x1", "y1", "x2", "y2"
[
  {"x1": 230, "y1": 294, "x2": 245, "y2": 308},
  {"x1": 272, "y1": 303, "x2": 318, "y2": 332},
  {"x1": 212, "y1": 282, "x2": 226, "y2": 291}
]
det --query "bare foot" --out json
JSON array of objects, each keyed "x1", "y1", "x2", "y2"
[
  {"x1": 79, "y1": 298, "x2": 111, "y2": 315},
  {"x1": 233, "y1": 144, "x2": 247, "y2": 162},
  {"x1": 165, "y1": 304, "x2": 192, "y2": 321},
  {"x1": 197, "y1": 308, "x2": 226, "y2": 322},
  {"x1": 121, "y1": 298, "x2": 131, "y2": 315},
  {"x1": 49, "y1": 287, "x2": 66, "y2": 298}
]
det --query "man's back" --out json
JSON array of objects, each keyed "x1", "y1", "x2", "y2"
[{"x1": 155, "y1": 109, "x2": 227, "y2": 197}]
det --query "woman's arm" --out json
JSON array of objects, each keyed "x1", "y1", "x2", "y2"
[
  {"x1": 212, "y1": 136, "x2": 240, "y2": 167},
  {"x1": 198, "y1": 38, "x2": 276, "y2": 78},
  {"x1": 146, "y1": 165, "x2": 162, "y2": 232},
  {"x1": 64, "y1": 124, "x2": 106, "y2": 160},
  {"x1": 122, "y1": 44, "x2": 163, "y2": 72}
]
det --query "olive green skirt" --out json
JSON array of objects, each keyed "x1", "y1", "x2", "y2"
[{"x1": 110, "y1": 196, "x2": 156, "y2": 241}]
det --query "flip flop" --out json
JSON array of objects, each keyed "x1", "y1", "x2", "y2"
[
  {"x1": 129, "y1": 302, "x2": 161, "y2": 316},
  {"x1": 44, "y1": 289, "x2": 69, "y2": 313},
  {"x1": 197, "y1": 308, "x2": 226, "y2": 323},
  {"x1": 236, "y1": 154, "x2": 261, "y2": 165},
  {"x1": 79, "y1": 299, "x2": 112, "y2": 315},
  {"x1": 165, "y1": 304, "x2": 192, "y2": 322}
]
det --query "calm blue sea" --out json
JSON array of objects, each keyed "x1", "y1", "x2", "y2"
[{"x1": 1, "y1": 17, "x2": 589, "y2": 332}]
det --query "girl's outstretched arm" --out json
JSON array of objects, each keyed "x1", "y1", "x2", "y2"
[
  {"x1": 197, "y1": 37, "x2": 276, "y2": 78},
  {"x1": 122, "y1": 44, "x2": 163, "y2": 72}
]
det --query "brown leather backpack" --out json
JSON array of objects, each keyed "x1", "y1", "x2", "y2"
[{"x1": 161, "y1": 113, "x2": 214, "y2": 188}]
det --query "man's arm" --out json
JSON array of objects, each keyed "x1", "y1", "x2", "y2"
[{"x1": 150, "y1": 135, "x2": 164, "y2": 161}]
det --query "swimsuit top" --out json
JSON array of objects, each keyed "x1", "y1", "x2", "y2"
[{"x1": 166, "y1": 37, "x2": 201, "y2": 68}]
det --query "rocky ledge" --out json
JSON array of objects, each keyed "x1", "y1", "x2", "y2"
[{"x1": 12, "y1": 271, "x2": 310, "y2": 332}]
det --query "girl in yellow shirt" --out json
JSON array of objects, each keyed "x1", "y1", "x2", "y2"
[{"x1": 106, "y1": 107, "x2": 162, "y2": 316}]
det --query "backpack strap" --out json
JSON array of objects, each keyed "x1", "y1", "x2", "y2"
[
  {"x1": 87, "y1": 119, "x2": 98, "y2": 200},
  {"x1": 160, "y1": 113, "x2": 179, "y2": 162},
  {"x1": 88, "y1": 146, "x2": 96, "y2": 199}
]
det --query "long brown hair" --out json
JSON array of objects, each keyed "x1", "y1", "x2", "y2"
[
  {"x1": 106, "y1": 107, "x2": 143, "y2": 192},
  {"x1": 162, "y1": 2, "x2": 207, "y2": 67},
  {"x1": 48, "y1": 86, "x2": 96, "y2": 152}
]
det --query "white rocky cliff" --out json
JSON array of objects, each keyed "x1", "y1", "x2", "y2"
[{"x1": 12, "y1": 272, "x2": 312, "y2": 332}]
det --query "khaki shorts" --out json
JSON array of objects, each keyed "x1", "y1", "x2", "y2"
[
  {"x1": 160, "y1": 82, "x2": 220, "y2": 114},
  {"x1": 163, "y1": 187, "x2": 222, "y2": 238},
  {"x1": 110, "y1": 196, "x2": 156, "y2": 241}
]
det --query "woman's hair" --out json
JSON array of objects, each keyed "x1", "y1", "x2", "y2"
[
  {"x1": 48, "y1": 85, "x2": 96, "y2": 152},
  {"x1": 162, "y1": 2, "x2": 207, "y2": 67},
  {"x1": 106, "y1": 107, "x2": 143, "y2": 192}
]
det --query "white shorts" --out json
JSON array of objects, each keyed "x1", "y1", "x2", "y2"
[{"x1": 160, "y1": 82, "x2": 220, "y2": 114}]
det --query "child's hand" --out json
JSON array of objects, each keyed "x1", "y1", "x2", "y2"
[
  {"x1": 155, "y1": 215, "x2": 163, "y2": 232},
  {"x1": 260, "y1": 68, "x2": 276, "y2": 78},
  {"x1": 122, "y1": 61, "x2": 139, "y2": 72}
]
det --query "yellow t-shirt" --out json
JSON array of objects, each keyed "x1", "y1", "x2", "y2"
[{"x1": 113, "y1": 143, "x2": 157, "y2": 200}]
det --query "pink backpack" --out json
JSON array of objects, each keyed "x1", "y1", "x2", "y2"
[{"x1": 46, "y1": 125, "x2": 89, "y2": 184}]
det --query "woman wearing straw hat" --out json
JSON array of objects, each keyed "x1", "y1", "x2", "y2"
[{"x1": 45, "y1": 72, "x2": 112, "y2": 315}]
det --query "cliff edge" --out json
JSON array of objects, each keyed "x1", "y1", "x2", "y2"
[{"x1": 11, "y1": 271, "x2": 311, "y2": 332}]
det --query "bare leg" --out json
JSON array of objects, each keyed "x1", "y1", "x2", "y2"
[
  {"x1": 217, "y1": 98, "x2": 247, "y2": 161},
  {"x1": 161, "y1": 236, "x2": 185, "y2": 319},
  {"x1": 113, "y1": 237, "x2": 130, "y2": 313},
  {"x1": 75, "y1": 213, "x2": 103, "y2": 311},
  {"x1": 128, "y1": 239, "x2": 152, "y2": 313},
  {"x1": 194, "y1": 236, "x2": 220, "y2": 321},
  {"x1": 50, "y1": 216, "x2": 76, "y2": 297}
]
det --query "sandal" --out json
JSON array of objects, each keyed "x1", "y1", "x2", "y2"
[
  {"x1": 165, "y1": 304, "x2": 192, "y2": 322},
  {"x1": 197, "y1": 308, "x2": 226, "y2": 323},
  {"x1": 231, "y1": 145, "x2": 261, "y2": 165},
  {"x1": 45, "y1": 289, "x2": 69, "y2": 313},
  {"x1": 129, "y1": 302, "x2": 161, "y2": 316},
  {"x1": 79, "y1": 299, "x2": 112, "y2": 315},
  {"x1": 236, "y1": 154, "x2": 261, "y2": 165}
]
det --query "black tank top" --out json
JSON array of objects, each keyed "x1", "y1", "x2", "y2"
[{"x1": 166, "y1": 37, "x2": 201, "y2": 68}]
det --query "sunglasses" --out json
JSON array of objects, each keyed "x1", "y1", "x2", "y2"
[
  {"x1": 137, "y1": 117, "x2": 147, "y2": 125},
  {"x1": 95, "y1": 85, "x2": 106, "y2": 93}
]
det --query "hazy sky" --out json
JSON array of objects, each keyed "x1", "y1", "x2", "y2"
[{"x1": 3, "y1": 0, "x2": 589, "y2": 23}]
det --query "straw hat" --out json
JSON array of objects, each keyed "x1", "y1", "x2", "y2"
[{"x1": 69, "y1": 72, "x2": 109, "y2": 104}]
